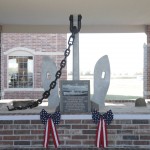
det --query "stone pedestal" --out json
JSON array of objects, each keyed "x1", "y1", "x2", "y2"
[
  {"x1": 42, "y1": 56, "x2": 59, "y2": 109},
  {"x1": 92, "y1": 55, "x2": 110, "y2": 107}
]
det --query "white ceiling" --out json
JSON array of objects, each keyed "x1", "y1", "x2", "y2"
[{"x1": 0, "y1": 0, "x2": 150, "y2": 33}]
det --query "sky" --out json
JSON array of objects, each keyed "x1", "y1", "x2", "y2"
[{"x1": 67, "y1": 33, "x2": 147, "y2": 76}]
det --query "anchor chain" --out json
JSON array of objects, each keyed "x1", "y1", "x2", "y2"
[{"x1": 7, "y1": 14, "x2": 82, "y2": 111}]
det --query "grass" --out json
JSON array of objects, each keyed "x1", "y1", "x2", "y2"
[
  {"x1": 105, "y1": 95, "x2": 140, "y2": 100},
  {"x1": 91, "y1": 94, "x2": 141, "y2": 101}
]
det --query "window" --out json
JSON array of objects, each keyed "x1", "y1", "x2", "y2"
[{"x1": 8, "y1": 56, "x2": 33, "y2": 88}]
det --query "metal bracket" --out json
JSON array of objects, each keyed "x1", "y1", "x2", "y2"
[{"x1": 69, "y1": 14, "x2": 82, "y2": 34}]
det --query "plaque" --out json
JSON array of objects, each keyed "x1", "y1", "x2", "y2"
[{"x1": 60, "y1": 80, "x2": 91, "y2": 114}]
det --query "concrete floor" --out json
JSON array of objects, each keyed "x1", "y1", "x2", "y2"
[{"x1": 0, "y1": 99, "x2": 150, "y2": 115}]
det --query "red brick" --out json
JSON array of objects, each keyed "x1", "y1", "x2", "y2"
[
  {"x1": 133, "y1": 141, "x2": 149, "y2": 145},
  {"x1": 14, "y1": 130, "x2": 30, "y2": 134},
  {"x1": 132, "y1": 120, "x2": 149, "y2": 124},
  {"x1": 31, "y1": 120, "x2": 41, "y2": 124},
  {"x1": 14, "y1": 120, "x2": 30, "y2": 124},
  {"x1": 59, "y1": 135, "x2": 71, "y2": 140},
  {"x1": 65, "y1": 120, "x2": 81, "y2": 124},
  {"x1": 134, "y1": 129, "x2": 150, "y2": 134},
  {"x1": 31, "y1": 140, "x2": 44, "y2": 146},
  {"x1": 31, "y1": 130, "x2": 43, "y2": 134},
  {"x1": 21, "y1": 125, "x2": 37, "y2": 129},
  {"x1": 58, "y1": 125, "x2": 71, "y2": 129},
  {"x1": 82, "y1": 140, "x2": 95, "y2": 145},
  {"x1": 117, "y1": 140, "x2": 132, "y2": 145},
  {"x1": 108, "y1": 141, "x2": 116, "y2": 145},
  {"x1": 14, "y1": 141, "x2": 30, "y2": 145},
  {"x1": 59, "y1": 120, "x2": 65, "y2": 125},
  {"x1": 89, "y1": 135, "x2": 96, "y2": 140},
  {"x1": 21, "y1": 136, "x2": 37, "y2": 140},
  {"x1": 4, "y1": 125, "x2": 21, "y2": 129},
  {"x1": 82, "y1": 120, "x2": 93, "y2": 124},
  {"x1": 122, "y1": 124, "x2": 138, "y2": 129},
  {"x1": 57, "y1": 130, "x2": 64, "y2": 134},
  {"x1": 3, "y1": 136, "x2": 20, "y2": 140},
  {"x1": 139, "y1": 125, "x2": 150, "y2": 129},
  {"x1": 64, "y1": 129, "x2": 82, "y2": 135},
  {"x1": 115, "y1": 120, "x2": 131, "y2": 124},
  {"x1": 107, "y1": 129, "x2": 117, "y2": 134},
  {"x1": 0, "y1": 130, "x2": 13, "y2": 135},
  {"x1": 82, "y1": 130, "x2": 96, "y2": 134},
  {"x1": 0, "y1": 120, "x2": 13, "y2": 124},
  {"x1": 123, "y1": 135, "x2": 139, "y2": 140},
  {"x1": 88, "y1": 124, "x2": 97, "y2": 129},
  {"x1": 37, "y1": 125, "x2": 45, "y2": 130},
  {"x1": 0, "y1": 141, "x2": 13, "y2": 145},
  {"x1": 72, "y1": 135, "x2": 88, "y2": 140},
  {"x1": 140, "y1": 135, "x2": 150, "y2": 140},
  {"x1": 72, "y1": 125, "x2": 88, "y2": 129},
  {"x1": 66, "y1": 140, "x2": 81, "y2": 145},
  {"x1": 117, "y1": 130, "x2": 133, "y2": 134},
  {"x1": 107, "y1": 125, "x2": 122, "y2": 129}
]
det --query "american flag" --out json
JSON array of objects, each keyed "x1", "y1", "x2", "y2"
[
  {"x1": 40, "y1": 109, "x2": 61, "y2": 148},
  {"x1": 92, "y1": 109, "x2": 113, "y2": 148},
  {"x1": 40, "y1": 109, "x2": 61, "y2": 125}
]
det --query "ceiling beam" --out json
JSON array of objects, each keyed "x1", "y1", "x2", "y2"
[{"x1": 2, "y1": 25, "x2": 146, "y2": 33}]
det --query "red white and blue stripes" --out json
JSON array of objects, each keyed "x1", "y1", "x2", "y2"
[
  {"x1": 96, "y1": 118, "x2": 108, "y2": 148},
  {"x1": 92, "y1": 109, "x2": 113, "y2": 148},
  {"x1": 43, "y1": 118, "x2": 60, "y2": 148},
  {"x1": 40, "y1": 109, "x2": 61, "y2": 148}
]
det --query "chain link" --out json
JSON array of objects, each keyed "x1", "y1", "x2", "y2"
[{"x1": 7, "y1": 33, "x2": 75, "y2": 111}]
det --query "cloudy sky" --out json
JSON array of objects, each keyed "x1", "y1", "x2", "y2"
[{"x1": 67, "y1": 33, "x2": 147, "y2": 76}]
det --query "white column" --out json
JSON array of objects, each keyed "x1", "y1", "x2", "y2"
[
  {"x1": 72, "y1": 15, "x2": 80, "y2": 80},
  {"x1": 73, "y1": 33, "x2": 80, "y2": 80},
  {"x1": 0, "y1": 25, "x2": 1, "y2": 99}
]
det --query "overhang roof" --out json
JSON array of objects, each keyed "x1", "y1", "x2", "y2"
[{"x1": 0, "y1": 0, "x2": 150, "y2": 33}]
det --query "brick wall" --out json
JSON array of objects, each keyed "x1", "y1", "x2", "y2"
[
  {"x1": 144, "y1": 26, "x2": 150, "y2": 99},
  {"x1": 1, "y1": 33, "x2": 67, "y2": 99},
  {"x1": 0, "y1": 115, "x2": 150, "y2": 149},
  {"x1": 0, "y1": 26, "x2": 1, "y2": 99}
]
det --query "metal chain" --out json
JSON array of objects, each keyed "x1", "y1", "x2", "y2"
[{"x1": 7, "y1": 33, "x2": 76, "y2": 111}]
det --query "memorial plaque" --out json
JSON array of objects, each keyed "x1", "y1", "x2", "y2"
[{"x1": 60, "y1": 80, "x2": 90, "y2": 114}]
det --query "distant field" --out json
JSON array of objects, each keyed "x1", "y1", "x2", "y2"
[
  {"x1": 105, "y1": 95, "x2": 139, "y2": 100},
  {"x1": 68, "y1": 75, "x2": 143, "y2": 100},
  {"x1": 107, "y1": 78, "x2": 143, "y2": 100}
]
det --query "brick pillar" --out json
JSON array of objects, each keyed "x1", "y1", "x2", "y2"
[
  {"x1": 0, "y1": 25, "x2": 1, "y2": 99},
  {"x1": 144, "y1": 25, "x2": 150, "y2": 99}
]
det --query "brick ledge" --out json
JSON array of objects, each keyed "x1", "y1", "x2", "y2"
[{"x1": 0, "y1": 114, "x2": 150, "y2": 120}]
